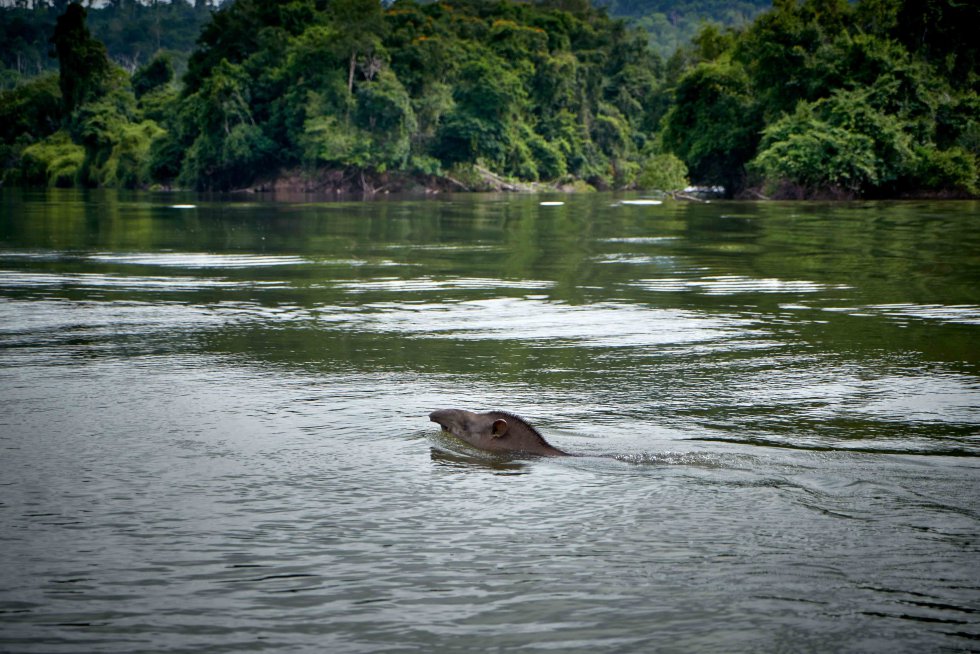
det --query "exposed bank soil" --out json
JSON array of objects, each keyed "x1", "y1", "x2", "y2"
[
  {"x1": 736, "y1": 183, "x2": 861, "y2": 201},
  {"x1": 240, "y1": 166, "x2": 575, "y2": 196},
  {"x1": 235, "y1": 169, "x2": 978, "y2": 200},
  {"x1": 246, "y1": 168, "x2": 451, "y2": 195}
]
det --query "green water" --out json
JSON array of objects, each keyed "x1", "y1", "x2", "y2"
[{"x1": 1, "y1": 189, "x2": 978, "y2": 651}]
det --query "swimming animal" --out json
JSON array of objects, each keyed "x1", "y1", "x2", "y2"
[{"x1": 429, "y1": 409, "x2": 569, "y2": 457}]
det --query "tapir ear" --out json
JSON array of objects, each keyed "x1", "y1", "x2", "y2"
[{"x1": 491, "y1": 419, "x2": 509, "y2": 438}]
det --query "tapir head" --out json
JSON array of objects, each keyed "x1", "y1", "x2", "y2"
[{"x1": 429, "y1": 409, "x2": 567, "y2": 457}]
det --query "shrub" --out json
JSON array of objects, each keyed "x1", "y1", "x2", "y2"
[
  {"x1": 637, "y1": 153, "x2": 689, "y2": 190},
  {"x1": 18, "y1": 131, "x2": 84, "y2": 187},
  {"x1": 912, "y1": 146, "x2": 978, "y2": 195}
]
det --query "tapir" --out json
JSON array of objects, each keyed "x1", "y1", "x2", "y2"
[{"x1": 429, "y1": 409, "x2": 569, "y2": 457}]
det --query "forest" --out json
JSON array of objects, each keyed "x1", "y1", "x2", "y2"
[
  {"x1": 0, "y1": 0, "x2": 977, "y2": 198},
  {"x1": 597, "y1": 0, "x2": 770, "y2": 57}
]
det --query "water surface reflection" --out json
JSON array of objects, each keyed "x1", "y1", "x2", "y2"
[{"x1": 1, "y1": 191, "x2": 978, "y2": 651}]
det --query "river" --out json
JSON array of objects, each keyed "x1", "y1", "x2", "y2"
[{"x1": 1, "y1": 189, "x2": 978, "y2": 652}]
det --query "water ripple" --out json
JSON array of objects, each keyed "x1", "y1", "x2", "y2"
[
  {"x1": 306, "y1": 298, "x2": 762, "y2": 347},
  {"x1": 332, "y1": 277, "x2": 553, "y2": 293},
  {"x1": 0, "y1": 271, "x2": 287, "y2": 292},
  {"x1": 631, "y1": 275, "x2": 850, "y2": 295},
  {"x1": 825, "y1": 303, "x2": 980, "y2": 325},
  {"x1": 2, "y1": 195, "x2": 979, "y2": 653},
  {"x1": 86, "y1": 253, "x2": 311, "y2": 268},
  {"x1": 599, "y1": 237, "x2": 680, "y2": 244}
]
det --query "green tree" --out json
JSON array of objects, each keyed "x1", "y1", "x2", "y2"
[
  {"x1": 661, "y1": 60, "x2": 759, "y2": 193},
  {"x1": 0, "y1": 72, "x2": 62, "y2": 147},
  {"x1": 329, "y1": 0, "x2": 385, "y2": 95},
  {"x1": 178, "y1": 59, "x2": 275, "y2": 189},
  {"x1": 750, "y1": 88, "x2": 917, "y2": 196},
  {"x1": 895, "y1": 0, "x2": 980, "y2": 88},
  {"x1": 353, "y1": 67, "x2": 416, "y2": 168},
  {"x1": 433, "y1": 54, "x2": 525, "y2": 169},
  {"x1": 132, "y1": 53, "x2": 174, "y2": 99},
  {"x1": 50, "y1": 2, "x2": 112, "y2": 115}
]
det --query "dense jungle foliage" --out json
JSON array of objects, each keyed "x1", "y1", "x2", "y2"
[
  {"x1": 0, "y1": 0, "x2": 977, "y2": 197},
  {"x1": 0, "y1": 0, "x2": 768, "y2": 80}
]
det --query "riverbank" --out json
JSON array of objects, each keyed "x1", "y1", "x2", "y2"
[
  {"x1": 235, "y1": 169, "x2": 977, "y2": 201},
  {"x1": 738, "y1": 181, "x2": 980, "y2": 201},
  {"x1": 238, "y1": 166, "x2": 599, "y2": 196}
]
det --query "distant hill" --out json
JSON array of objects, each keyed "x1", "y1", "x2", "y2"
[
  {"x1": 0, "y1": 1, "x2": 214, "y2": 88},
  {"x1": 596, "y1": 0, "x2": 772, "y2": 57}
]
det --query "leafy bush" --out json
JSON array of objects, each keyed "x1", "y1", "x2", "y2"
[
  {"x1": 749, "y1": 89, "x2": 916, "y2": 196},
  {"x1": 751, "y1": 114, "x2": 878, "y2": 195},
  {"x1": 912, "y1": 146, "x2": 978, "y2": 195},
  {"x1": 18, "y1": 131, "x2": 84, "y2": 187},
  {"x1": 106, "y1": 120, "x2": 165, "y2": 188},
  {"x1": 301, "y1": 115, "x2": 372, "y2": 169},
  {"x1": 526, "y1": 130, "x2": 568, "y2": 180},
  {"x1": 146, "y1": 129, "x2": 183, "y2": 184},
  {"x1": 637, "y1": 153, "x2": 689, "y2": 190}
]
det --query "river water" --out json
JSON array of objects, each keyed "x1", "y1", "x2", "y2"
[{"x1": 1, "y1": 190, "x2": 978, "y2": 652}]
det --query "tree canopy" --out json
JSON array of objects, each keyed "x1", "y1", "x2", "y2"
[
  {"x1": 661, "y1": 0, "x2": 978, "y2": 196},
  {"x1": 0, "y1": 0, "x2": 976, "y2": 198},
  {"x1": 131, "y1": 0, "x2": 671, "y2": 190}
]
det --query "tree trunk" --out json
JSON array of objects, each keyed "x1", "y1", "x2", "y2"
[{"x1": 348, "y1": 51, "x2": 357, "y2": 95}]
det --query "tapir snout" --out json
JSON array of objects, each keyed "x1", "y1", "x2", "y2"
[{"x1": 430, "y1": 408, "x2": 567, "y2": 457}]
